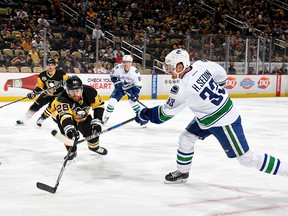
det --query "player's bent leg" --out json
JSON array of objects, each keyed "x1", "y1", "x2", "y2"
[
  {"x1": 102, "y1": 98, "x2": 118, "y2": 124},
  {"x1": 237, "y1": 150, "x2": 288, "y2": 176},
  {"x1": 165, "y1": 131, "x2": 199, "y2": 184}
]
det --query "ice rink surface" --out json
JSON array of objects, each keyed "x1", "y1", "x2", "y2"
[{"x1": 1, "y1": 98, "x2": 288, "y2": 216}]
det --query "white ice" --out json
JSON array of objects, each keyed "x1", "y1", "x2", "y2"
[{"x1": 1, "y1": 98, "x2": 288, "y2": 216}]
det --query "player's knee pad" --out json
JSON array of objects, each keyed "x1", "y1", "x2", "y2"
[
  {"x1": 237, "y1": 150, "x2": 262, "y2": 169},
  {"x1": 179, "y1": 131, "x2": 199, "y2": 150}
]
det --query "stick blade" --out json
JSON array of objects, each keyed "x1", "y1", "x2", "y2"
[
  {"x1": 51, "y1": 130, "x2": 74, "y2": 146},
  {"x1": 36, "y1": 182, "x2": 57, "y2": 194}
]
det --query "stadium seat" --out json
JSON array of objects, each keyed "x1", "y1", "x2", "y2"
[
  {"x1": 20, "y1": 66, "x2": 32, "y2": 73},
  {"x1": 8, "y1": 66, "x2": 20, "y2": 73}
]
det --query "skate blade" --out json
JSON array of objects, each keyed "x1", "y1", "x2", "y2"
[{"x1": 164, "y1": 179, "x2": 188, "y2": 184}]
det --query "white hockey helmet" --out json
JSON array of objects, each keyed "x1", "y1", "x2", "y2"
[
  {"x1": 122, "y1": 55, "x2": 133, "y2": 62},
  {"x1": 163, "y1": 49, "x2": 190, "y2": 74}
]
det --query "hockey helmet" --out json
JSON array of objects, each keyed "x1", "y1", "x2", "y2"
[
  {"x1": 122, "y1": 55, "x2": 133, "y2": 62},
  {"x1": 163, "y1": 49, "x2": 190, "y2": 74},
  {"x1": 65, "y1": 75, "x2": 83, "y2": 90},
  {"x1": 47, "y1": 57, "x2": 56, "y2": 65}
]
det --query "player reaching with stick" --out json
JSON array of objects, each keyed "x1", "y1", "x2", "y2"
[
  {"x1": 49, "y1": 75, "x2": 107, "y2": 160},
  {"x1": 135, "y1": 48, "x2": 288, "y2": 183}
]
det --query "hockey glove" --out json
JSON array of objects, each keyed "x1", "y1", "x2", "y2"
[
  {"x1": 125, "y1": 87, "x2": 140, "y2": 102},
  {"x1": 91, "y1": 119, "x2": 102, "y2": 134},
  {"x1": 27, "y1": 91, "x2": 37, "y2": 99},
  {"x1": 66, "y1": 127, "x2": 80, "y2": 140},
  {"x1": 111, "y1": 77, "x2": 123, "y2": 90},
  {"x1": 135, "y1": 108, "x2": 149, "y2": 125}
]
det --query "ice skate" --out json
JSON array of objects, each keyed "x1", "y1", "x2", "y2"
[
  {"x1": 164, "y1": 170, "x2": 189, "y2": 184},
  {"x1": 36, "y1": 117, "x2": 44, "y2": 127},
  {"x1": 89, "y1": 146, "x2": 108, "y2": 155},
  {"x1": 64, "y1": 151, "x2": 77, "y2": 160}
]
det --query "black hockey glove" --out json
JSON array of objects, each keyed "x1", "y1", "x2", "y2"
[
  {"x1": 27, "y1": 91, "x2": 37, "y2": 99},
  {"x1": 135, "y1": 108, "x2": 149, "y2": 125},
  {"x1": 91, "y1": 119, "x2": 102, "y2": 134},
  {"x1": 66, "y1": 128, "x2": 80, "y2": 140}
]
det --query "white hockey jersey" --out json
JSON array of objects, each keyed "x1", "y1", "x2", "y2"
[
  {"x1": 160, "y1": 60, "x2": 239, "y2": 128},
  {"x1": 111, "y1": 64, "x2": 142, "y2": 90}
]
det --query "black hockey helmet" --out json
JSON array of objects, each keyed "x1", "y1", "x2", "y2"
[
  {"x1": 47, "y1": 57, "x2": 55, "y2": 65},
  {"x1": 65, "y1": 75, "x2": 83, "y2": 90}
]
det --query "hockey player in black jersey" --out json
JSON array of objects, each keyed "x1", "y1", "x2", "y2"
[
  {"x1": 16, "y1": 58, "x2": 68, "y2": 125},
  {"x1": 49, "y1": 75, "x2": 107, "y2": 160}
]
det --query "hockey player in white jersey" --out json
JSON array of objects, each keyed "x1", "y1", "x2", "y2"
[
  {"x1": 103, "y1": 55, "x2": 145, "y2": 126},
  {"x1": 135, "y1": 48, "x2": 288, "y2": 183}
]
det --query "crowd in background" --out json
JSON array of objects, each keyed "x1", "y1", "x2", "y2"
[{"x1": 0, "y1": 0, "x2": 287, "y2": 74}]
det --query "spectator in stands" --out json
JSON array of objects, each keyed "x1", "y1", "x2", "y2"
[
  {"x1": 21, "y1": 36, "x2": 32, "y2": 53},
  {"x1": 28, "y1": 46, "x2": 40, "y2": 64},
  {"x1": 31, "y1": 35, "x2": 42, "y2": 50},
  {"x1": 25, "y1": 54, "x2": 35, "y2": 69},
  {"x1": 74, "y1": 27, "x2": 85, "y2": 40},
  {"x1": 64, "y1": 26, "x2": 75, "y2": 39},
  {"x1": 0, "y1": 52, "x2": 11, "y2": 67},
  {"x1": 76, "y1": 40, "x2": 86, "y2": 55},
  {"x1": 16, "y1": 8, "x2": 29, "y2": 20},
  {"x1": 61, "y1": 49, "x2": 73, "y2": 63},
  {"x1": 10, "y1": 52, "x2": 26, "y2": 69},
  {"x1": 1, "y1": 28, "x2": 10, "y2": 41},
  {"x1": 92, "y1": 24, "x2": 104, "y2": 41},
  {"x1": 228, "y1": 62, "x2": 237, "y2": 75},
  {"x1": 4, "y1": 19, "x2": 15, "y2": 32},
  {"x1": 247, "y1": 66, "x2": 255, "y2": 75},
  {"x1": 113, "y1": 43, "x2": 125, "y2": 63},
  {"x1": 84, "y1": 61, "x2": 94, "y2": 73},
  {"x1": 70, "y1": 52, "x2": 87, "y2": 73},
  {"x1": 14, "y1": 18, "x2": 27, "y2": 32},
  {"x1": 279, "y1": 63, "x2": 288, "y2": 74},
  {"x1": 78, "y1": 7, "x2": 87, "y2": 27},
  {"x1": 10, "y1": 35, "x2": 22, "y2": 49},
  {"x1": 271, "y1": 66, "x2": 280, "y2": 74},
  {"x1": 86, "y1": 7, "x2": 96, "y2": 20},
  {"x1": 93, "y1": 60, "x2": 107, "y2": 74},
  {"x1": 38, "y1": 14, "x2": 50, "y2": 28},
  {"x1": 61, "y1": 60, "x2": 75, "y2": 73},
  {"x1": 104, "y1": 61, "x2": 113, "y2": 73},
  {"x1": 101, "y1": 46, "x2": 114, "y2": 64},
  {"x1": 57, "y1": 11, "x2": 69, "y2": 26},
  {"x1": 50, "y1": 35, "x2": 63, "y2": 52},
  {"x1": 122, "y1": 6, "x2": 132, "y2": 18},
  {"x1": 64, "y1": 37, "x2": 77, "y2": 52},
  {"x1": 259, "y1": 66, "x2": 270, "y2": 74}
]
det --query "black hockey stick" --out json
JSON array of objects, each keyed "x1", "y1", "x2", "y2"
[
  {"x1": 36, "y1": 141, "x2": 76, "y2": 194},
  {"x1": 0, "y1": 85, "x2": 61, "y2": 109},
  {"x1": 52, "y1": 117, "x2": 136, "y2": 146},
  {"x1": 124, "y1": 92, "x2": 148, "y2": 108}
]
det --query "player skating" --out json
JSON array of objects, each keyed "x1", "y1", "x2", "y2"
[
  {"x1": 135, "y1": 48, "x2": 288, "y2": 183},
  {"x1": 16, "y1": 58, "x2": 68, "y2": 126},
  {"x1": 102, "y1": 55, "x2": 146, "y2": 127}
]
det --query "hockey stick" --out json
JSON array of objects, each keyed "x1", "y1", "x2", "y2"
[
  {"x1": 52, "y1": 117, "x2": 136, "y2": 146},
  {"x1": 0, "y1": 85, "x2": 61, "y2": 109},
  {"x1": 36, "y1": 141, "x2": 76, "y2": 194},
  {"x1": 125, "y1": 92, "x2": 148, "y2": 108}
]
